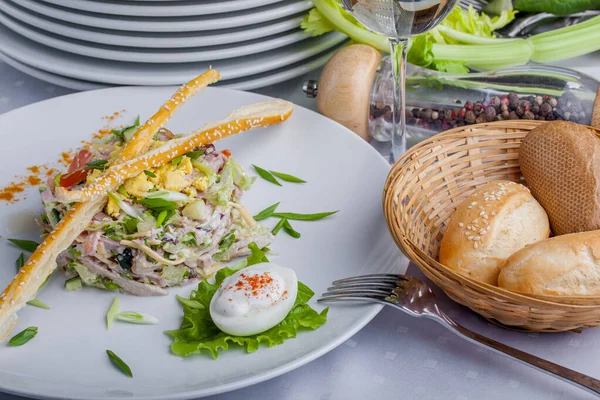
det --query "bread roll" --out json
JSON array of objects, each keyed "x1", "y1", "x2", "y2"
[
  {"x1": 439, "y1": 180, "x2": 550, "y2": 285},
  {"x1": 499, "y1": 230, "x2": 600, "y2": 296},
  {"x1": 519, "y1": 121, "x2": 600, "y2": 235}
]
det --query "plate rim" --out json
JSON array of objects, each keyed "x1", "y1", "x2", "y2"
[
  {"x1": 0, "y1": 85, "x2": 392, "y2": 400},
  {"x1": 36, "y1": 0, "x2": 288, "y2": 17},
  {"x1": 0, "y1": 1, "x2": 306, "y2": 48},
  {"x1": 11, "y1": 0, "x2": 313, "y2": 32}
]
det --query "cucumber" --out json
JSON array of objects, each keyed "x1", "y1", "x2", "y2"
[
  {"x1": 65, "y1": 277, "x2": 83, "y2": 291},
  {"x1": 122, "y1": 126, "x2": 138, "y2": 142}
]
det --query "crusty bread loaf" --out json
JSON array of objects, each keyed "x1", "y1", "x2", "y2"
[
  {"x1": 439, "y1": 180, "x2": 550, "y2": 285},
  {"x1": 499, "y1": 230, "x2": 600, "y2": 296},
  {"x1": 519, "y1": 121, "x2": 600, "y2": 235}
]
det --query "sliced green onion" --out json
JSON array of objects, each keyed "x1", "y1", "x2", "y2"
[
  {"x1": 185, "y1": 150, "x2": 205, "y2": 160},
  {"x1": 282, "y1": 220, "x2": 301, "y2": 239},
  {"x1": 155, "y1": 210, "x2": 168, "y2": 227},
  {"x1": 116, "y1": 311, "x2": 159, "y2": 325},
  {"x1": 253, "y1": 202, "x2": 280, "y2": 221},
  {"x1": 176, "y1": 294, "x2": 205, "y2": 309},
  {"x1": 27, "y1": 298, "x2": 50, "y2": 310},
  {"x1": 171, "y1": 156, "x2": 183, "y2": 166},
  {"x1": 85, "y1": 160, "x2": 109, "y2": 171},
  {"x1": 269, "y1": 171, "x2": 306, "y2": 183},
  {"x1": 108, "y1": 192, "x2": 146, "y2": 221},
  {"x1": 15, "y1": 252, "x2": 25, "y2": 272},
  {"x1": 144, "y1": 190, "x2": 190, "y2": 202},
  {"x1": 104, "y1": 281, "x2": 121, "y2": 291},
  {"x1": 9, "y1": 326, "x2": 38, "y2": 346},
  {"x1": 138, "y1": 198, "x2": 178, "y2": 212},
  {"x1": 106, "y1": 297, "x2": 120, "y2": 330},
  {"x1": 117, "y1": 185, "x2": 130, "y2": 198},
  {"x1": 54, "y1": 173, "x2": 61, "y2": 187},
  {"x1": 272, "y1": 218, "x2": 287, "y2": 235},
  {"x1": 253, "y1": 165, "x2": 281, "y2": 186},
  {"x1": 143, "y1": 170, "x2": 157, "y2": 178},
  {"x1": 106, "y1": 350, "x2": 133, "y2": 378},
  {"x1": 8, "y1": 238, "x2": 40, "y2": 252},
  {"x1": 271, "y1": 211, "x2": 339, "y2": 221}
]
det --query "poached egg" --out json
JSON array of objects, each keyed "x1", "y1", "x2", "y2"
[{"x1": 209, "y1": 263, "x2": 298, "y2": 336}]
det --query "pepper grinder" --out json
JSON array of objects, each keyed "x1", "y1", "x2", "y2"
[{"x1": 304, "y1": 44, "x2": 600, "y2": 145}]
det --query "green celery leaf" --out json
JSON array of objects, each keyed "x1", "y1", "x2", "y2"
[{"x1": 301, "y1": 7, "x2": 337, "y2": 36}]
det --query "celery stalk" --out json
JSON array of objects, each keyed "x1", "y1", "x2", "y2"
[
  {"x1": 431, "y1": 40, "x2": 533, "y2": 70},
  {"x1": 436, "y1": 25, "x2": 517, "y2": 45}
]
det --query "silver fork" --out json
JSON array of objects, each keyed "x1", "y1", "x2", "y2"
[{"x1": 319, "y1": 274, "x2": 600, "y2": 397}]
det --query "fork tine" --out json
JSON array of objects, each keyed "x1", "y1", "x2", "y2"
[
  {"x1": 332, "y1": 274, "x2": 403, "y2": 285},
  {"x1": 327, "y1": 281, "x2": 396, "y2": 291},
  {"x1": 322, "y1": 288, "x2": 391, "y2": 297},
  {"x1": 317, "y1": 295, "x2": 389, "y2": 305}
]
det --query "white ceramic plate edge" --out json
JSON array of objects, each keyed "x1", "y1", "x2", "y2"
[
  {"x1": 0, "y1": 1, "x2": 305, "y2": 49},
  {"x1": 37, "y1": 0, "x2": 287, "y2": 17},
  {"x1": 11, "y1": 0, "x2": 313, "y2": 32},
  {"x1": 0, "y1": 12, "x2": 311, "y2": 63}
]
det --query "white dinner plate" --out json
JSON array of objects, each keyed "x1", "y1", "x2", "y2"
[
  {"x1": 37, "y1": 0, "x2": 287, "y2": 17},
  {"x1": 0, "y1": 87, "x2": 406, "y2": 399},
  {"x1": 11, "y1": 0, "x2": 313, "y2": 32},
  {"x1": 0, "y1": 1, "x2": 305, "y2": 49},
  {"x1": 0, "y1": 24, "x2": 347, "y2": 84},
  {"x1": 0, "y1": 46, "x2": 339, "y2": 91},
  {"x1": 0, "y1": 12, "x2": 311, "y2": 63}
]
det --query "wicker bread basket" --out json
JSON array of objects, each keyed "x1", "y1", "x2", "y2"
[{"x1": 383, "y1": 120, "x2": 600, "y2": 332}]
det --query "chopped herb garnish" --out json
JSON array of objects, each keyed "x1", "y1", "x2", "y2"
[
  {"x1": 217, "y1": 231, "x2": 236, "y2": 254},
  {"x1": 176, "y1": 294, "x2": 205, "y2": 310},
  {"x1": 104, "y1": 281, "x2": 121, "y2": 291},
  {"x1": 112, "y1": 116, "x2": 140, "y2": 142},
  {"x1": 185, "y1": 150, "x2": 206, "y2": 160},
  {"x1": 8, "y1": 238, "x2": 40, "y2": 252},
  {"x1": 156, "y1": 210, "x2": 168, "y2": 227},
  {"x1": 54, "y1": 173, "x2": 61, "y2": 187},
  {"x1": 27, "y1": 298, "x2": 50, "y2": 310},
  {"x1": 138, "y1": 198, "x2": 178, "y2": 212},
  {"x1": 107, "y1": 297, "x2": 120, "y2": 330},
  {"x1": 283, "y1": 220, "x2": 301, "y2": 239},
  {"x1": 271, "y1": 211, "x2": 339, "y2": 221},
  {"x1": 122, "y1": 216, "x2": 139, "y2": 235},
  {"x1": 15, "y1": 252, "x2": 25, "y2": 272},
  {"x1": 85, "y1": 159, "x2": 109, "y2": 171},
  {"x1": 68, "y1": 247, "x2": 82, "y2": 260},
  {"x1": 116, "y1": 312, "x2": 159, "y2": 325},
  {"x1": 270, "y1": 171, "x2": 306, "y2": 183},
  {"x1": 106, "y1": 350, "x2": 133, "y2": 378},
  {"x1": 253, "y1": 165, "x2": 281, "y2": 186},
  {"x1": 143, "y1": 170, "x2": 157, "y2": 178},
  {"x1": 9, "y1": 326, "x2": 38, "y2": 346},
  {"x1": 171, "y1": 156, "x2": 183, "y2": 166},
  {"x1": 272, "y1": 218, "x2": 287, "y2": 235},
  {"x1": 253, "y1": 202, "x2": 280, "y2": 221}
]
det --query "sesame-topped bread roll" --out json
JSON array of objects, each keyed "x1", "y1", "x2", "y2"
[{"x1": 439, "y1": 180, "x2": 550, "y2": 285}]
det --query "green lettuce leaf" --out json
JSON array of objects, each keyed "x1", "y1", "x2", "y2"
[
  {"x1": 165, "y1": 244, "x2": 327, "y2": 359},
  {"x1": 205, "y1": 158, "x2": 254, "y2": 206}
]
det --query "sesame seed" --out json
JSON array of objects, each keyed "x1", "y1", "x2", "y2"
[
  {"x1": 466, "y1": 225, "x2": 472, "y2": 230},
  {"x1": 458, "y1": 223, "x2": 464, "y2": 227},
  {"x1": 10, "y1": 300, "x2": 15, "y2": 305},
  {"x1": 479, "y1": 211, "x2": 485, "y2": 216},
  {"x1": 474, "y1": 243, "x2": 479, "y2": 249},
  {"x1": 474, "y1": 236, "x2": 480, "y2": 241},
  {"x1": 467, "y1": 206, "x2": 472, "y2": 209},
  {"x1": 468, "y1": 236, "x2": 474, "y2": 240},
  {"x1": 470, "y1": 202, "x2": 477, "y2": 206},
  {"x1": 491, "y1": 211, "x2": 496, "y2": 216},
  {"x1": 19, "y1": 282, "x2": 24, "y2": 286}
]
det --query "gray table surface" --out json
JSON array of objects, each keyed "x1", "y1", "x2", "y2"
[{"x1": 1, "y1": 57, "x2": 600, "y2": 400}]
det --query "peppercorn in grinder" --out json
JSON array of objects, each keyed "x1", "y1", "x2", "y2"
[{"x1": 303, "y1": 44, "x2": 600, "y2": 146}]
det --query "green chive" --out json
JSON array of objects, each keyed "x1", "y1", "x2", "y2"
[
  {"x1": 106, "y1": 297, "x2": 120, "y2": 329},
  {"x1": 283, "y1": 220, "x2": 301, "y2": 239},
  {"x1": 104, "y1": 281, "x2": 121, "y2": 292},
  {"x1": 253, "y1": 165, "x2": 281, "y2": 186},
  {"x1": 185, "y1": 150, "x2": 205, "y2": 160},
  {"x1": 171, "y1": 156, "x2": 183, "y2": 166},
  {"x1": 143, "y1": 170, "x2": 157, "y2": 178},
  {"x1": 272, "y1": 218, "x2": 287, "y2": 235},
  {"x1": 8, "y1": 239, "x2": 40, "y2": 252},
  {"x1": 85, "y1": 160, "x2": 109, "y2": 171},
  {"x1": 271, "y1": 211, "x2": 339, "y2": 221},
  {"x1": 8, "y1": 326, "x2": 38, "y2": 346},
  {"x1": 106, "y1": 350, "x2": 133, "y2": 378},
  {"x1": 116, "y1": 312, "x2": 159, "y2": 325},
  {"x1": 117, "y1": 185, "x2": 130, "y2": 198},
  {"x1": 15, "y1": 252, "x2": 25, "y2": 272},
  {"x1": 156, "y1": 210, "x2": 167, "y2": 227},
  {"x1": 27, "y1": 299, "x2": 50, "y2": 310},
  {"x1": 176, "y1": 294, "x2": 205, "y2": 310},
  {"x1": 253, "y1": 202, "x2": 280, "y2": 221},
  {"x1": 270, "y1": 171, "x2": 306, "y2": 183}
]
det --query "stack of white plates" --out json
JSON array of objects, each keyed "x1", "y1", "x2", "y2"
[{"x1": 0, "y1": 0, "x2": 346, "y2": 90}]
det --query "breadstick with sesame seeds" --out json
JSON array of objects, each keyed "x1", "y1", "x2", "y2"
[
  {"x1": 55, "y1": 98, "x2": 294, "y2": 204},
  {"x1": 0, "y1": 70, "x2": 221, "y2": 341}
]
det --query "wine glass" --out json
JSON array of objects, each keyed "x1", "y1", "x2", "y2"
[{"x1": 340, "y1": 0, "x2": 458, "y2": 161}]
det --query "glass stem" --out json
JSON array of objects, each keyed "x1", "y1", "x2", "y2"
[{"x1": 389, "y1": 37, "x2": 408, "y2": 162}]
